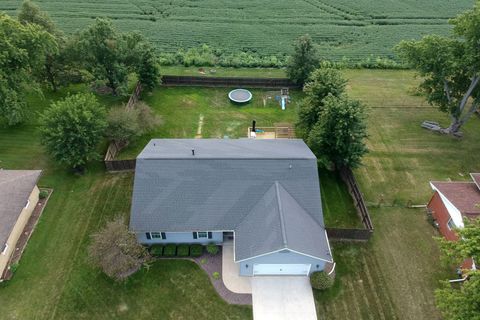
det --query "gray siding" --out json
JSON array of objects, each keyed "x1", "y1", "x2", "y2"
[
  {"x1": 239, "y1": 250, "x2": 326, "y2": 276},
  {"x1": 137, "y1": 231, "x2": 223, "y2": 245}
]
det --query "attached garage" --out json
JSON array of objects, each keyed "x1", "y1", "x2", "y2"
[{"x1": 253, "y1": 264, "x2": 311, "y2": 276}]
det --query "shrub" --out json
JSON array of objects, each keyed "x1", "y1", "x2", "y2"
[
  {"x1": 190, "y1": 244, "x2": 203, "y2": 257},
  {"x1": 177, "y1": 244, "x2": 189, "y2": 257},
  {"x1": 9, "y1": 262, "x2": 19, "y2": 274},
  {"x1": 150, "y1": 245, "x2": 163, "y2": 256},
  {"x1": 310, "y1": 271, "x2": 334, "y2": 290},
  {"x1": 206, "y1": 243, "x2": 219, "y2": 255},
  {"x1": 163, "y1": 244, "x2": 176, "y2": 257},
  {"x1": 39, "y1": 190, "x2": 49, "y2": 199},
  {"x1": 212, "y1": 271, "x2": 220, "y2": 280}
]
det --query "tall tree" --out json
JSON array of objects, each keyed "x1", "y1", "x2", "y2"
[
  {"x1": 18, "y1": 0, "x2": 56, "y2": 34},
  {"x1": 17, "y1": 0, "x2": 68, "y2": 91},
  {"x1": 396, "y1": 2, "x2": 480, "y2": 135},
  {"x1": 40, "y1": 93, "x2": 107, "y2": 171},
  {"x1": 76, "y1": 19, "x2": 160, "y2": 95},
  {"x1": 296, "y1": 67, "x2": 347, "y2": 137},
  {"x1": 0, "y1": 13, "x2": 56, "y2": 125},
  {"x1": 307, "y1": 94, "x2": 368, "y2": 169},
  {"x1": 286, "y1": 34, "x2": 320, "y2": 86},
  {"x1": 435, "y1": 219, "x2": 480, "y2": 320}
]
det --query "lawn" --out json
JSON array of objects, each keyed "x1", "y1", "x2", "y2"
[{"x1": 1, "y1": 69, "x2": 479, "y2": 319}]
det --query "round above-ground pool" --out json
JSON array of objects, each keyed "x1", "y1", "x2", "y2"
[{"x1": 228, "y1": 89, "x2": 252, "y2": 104}]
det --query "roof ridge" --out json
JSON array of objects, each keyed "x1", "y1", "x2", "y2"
[
  {"x1": 275, "y1": 181, "x2": 288, "y2": 247},
  {"x1": 233, "y1": 182, "x2": 278, "y2": 229},
  {"x1": 276, "y1": 182, "x2": 326, "y2": 231}
]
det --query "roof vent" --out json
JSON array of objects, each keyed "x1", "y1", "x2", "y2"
[{"x1": 192, "y1": 149, "x2": 195, "y2": 156}]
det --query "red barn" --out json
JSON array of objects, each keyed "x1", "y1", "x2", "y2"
[{"x1": 428, "y1": 173, "x2": 480, "y2": 270}]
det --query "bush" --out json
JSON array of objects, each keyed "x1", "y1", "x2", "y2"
[
  {"x1": 9, "y1": 262, "x2": 19, "y2": 274},
  {"x1": 150, "y1": 245, "x2": 163, "y2": 256},
  {"x1": 206, "y1": 243, "x2": 219, "y2": 255},
  {"x1": 177, "y1": 244, "x2": 189, "y2": 257},
  {"x1": 39, "y1": 190, "x2": 49, "y2": 199},
  {"x1": 163, "y1": 244, "x2": 176, "y2": 257},
  {"x1": 310, "y1": 271, "x2": 334, "y2": 290},
  {"x1": 190, "y1": 244, "x2": 203, "y2": 257},
  {"x1": 212, "y1": 271, "x2": 220, "y2": 280}
]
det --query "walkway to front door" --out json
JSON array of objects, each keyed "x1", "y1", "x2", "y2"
[{"x1": 251, "y1": 276, "x2": 317, "y2": 320}]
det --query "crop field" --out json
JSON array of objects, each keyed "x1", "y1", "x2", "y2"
[{"x1": 1, "y1": 0, "x2": 474, "y2": 61}]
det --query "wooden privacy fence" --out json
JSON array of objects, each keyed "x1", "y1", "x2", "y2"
[
  {"x1": 162, "y1": 75, "x2": 300, "y2": 88},
  {"x1": 339, "y1": 167, "x2": 374, "y2": 231},
  {"x1": 327, "y1": 167, "x2": 374, "y2": 241},
  {"x1": 104, "y1": 82, "x2": 142, "y2": 172},
  {"x1": 326, "y1": 228, "x2": 372, "y2": 241}
]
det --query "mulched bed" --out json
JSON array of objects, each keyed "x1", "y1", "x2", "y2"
[
  {"x1": 156, "y1": 247, "x2": 252, "y2": 305},
  {"x1": 1, "y1": 188, "x2": 53, "y2": 281}
]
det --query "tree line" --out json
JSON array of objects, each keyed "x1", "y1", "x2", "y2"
[{"x1": 0, "y1": 1, "x2": 160, "y2": 126}]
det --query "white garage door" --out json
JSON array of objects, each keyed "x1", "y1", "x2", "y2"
[{"x1": 253, "y1": 264, "x2": 311, "y2": 276}]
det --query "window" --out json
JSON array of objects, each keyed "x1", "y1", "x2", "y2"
[
  {"x1": 1, "y1": 244, "x2": 8, "y2": 255},
  {"x1": 193, "y1": 232, "x2": 212, "y2": 239},
  {"x1": 447, "y1": 218, "x2": 456, "y2": 230},
  {"x1": 146, "y1": 232, "x2": 166, "y2": 240}
]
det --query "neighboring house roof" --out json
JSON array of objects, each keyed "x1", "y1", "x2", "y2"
[
  {"x1": 0, "y1": 170, "x2": 41, "y2": 248},
  {"x1": 470, "y1": 173, "x2": 480, "y2": 191},
  {"x1": 130, "y1": 139, "x2": 332, "y2": 262},
  {"x1": 430, "y1": 181, "x2": 480, "y2": 217}
]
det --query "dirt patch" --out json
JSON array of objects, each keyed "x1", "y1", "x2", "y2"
[{"x1": 195, "y1": 115, "x2": 204, "y2": 139}]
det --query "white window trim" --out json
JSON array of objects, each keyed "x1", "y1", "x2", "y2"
[
  {"x1": 1, "y1": 244, "x2": 8, "y2": 255},
  {"x1": 149, "y1": 232, "x2": 166, "y2": 240},
  {"x1": 447, "y1": 218, "x2": 456, "y2": 231},
  {"x1": 196, "y1": 231, "x2": 208, "y2": 239}
]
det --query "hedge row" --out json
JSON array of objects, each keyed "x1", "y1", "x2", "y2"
[{"x1": 149, "y1": 244, "x2": 204, "y2": 257}]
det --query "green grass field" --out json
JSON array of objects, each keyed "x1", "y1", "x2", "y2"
[
  {"x1": 1, "y1": 69, "x2": 479, "y2": 319},
  {"x1": 1, "y1": 0, "x2": 474, "y2": 61}
]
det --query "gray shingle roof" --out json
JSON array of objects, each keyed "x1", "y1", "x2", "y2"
[
  {"x1": 138, "y1": 139, "x2": 316, "y2": 160},
  {"x1": 130, "y1": 139, "x2": 331, "y2": 261},
  {"x1": 0, "y1": 170, "x2": 41, "y2": 248}
]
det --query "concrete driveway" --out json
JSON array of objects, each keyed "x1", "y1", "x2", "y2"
[{"x1": 251, "y1": 276, "x2": 317, "y2": 320}]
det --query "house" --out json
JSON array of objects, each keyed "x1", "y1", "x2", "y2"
[
  {"x1": 0, "y1": 170, "x2": 42, "y2": 279},
  {"x1": 130, "y1": 139, "x2": 333, "y2": 276},
  {"x1": 428, "y1": 173, "x2": 480, "y2": 270}
]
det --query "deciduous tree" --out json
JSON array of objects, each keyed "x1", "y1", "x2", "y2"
[
  {"x1": 88, "y1": 217, "x2": 149, "y2": 281},
  {"x1": 76, "y1": 19, "x2": 160, "y2": 95},
  {"x1": 0, "y1": 13, "x2": 56, "y2": 125},
  {"x1": 396, "y1": 3, "x2": 480, "y2": 135},
  {"x1": 296, "y1": 67, "x2": 347, "y2": 137},
  {"x1": 286, "y1": 34, "x2": 319, "y2": 86},
  {"x1": 18, "y1": 0, "x2": 69, "y2": 91},
  {"x1": 40, "y1": 93, "x2": 107, "y2": 171},
  {"x1": 434, "y1": 219, "x2": 480, "y2": 320},
  {"x1": 307, "y1": 94, "x2": 368, "y2": 169}
]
